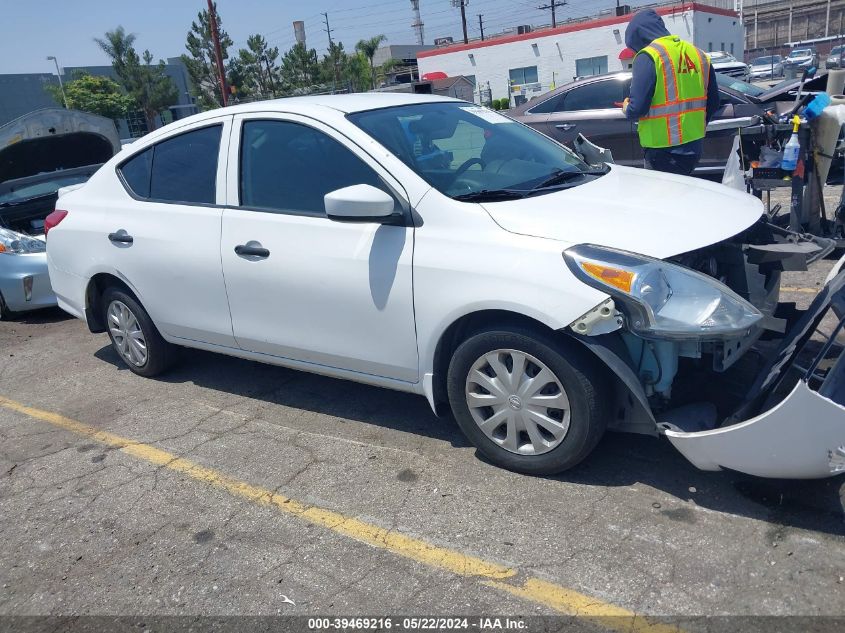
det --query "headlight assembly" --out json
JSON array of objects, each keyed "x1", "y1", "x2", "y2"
[
  {"x1": 564, "y1": 244, "x2": 763, "y2": 340},
  {"x1": 0, "y1": 228, "x2": 47, "y2": 254}
]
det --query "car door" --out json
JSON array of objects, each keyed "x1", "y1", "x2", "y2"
[
  {"x1": 220, "y1": 113, "x2": 418, "y2": 382},
  {"x1": 110, "y1": 116, "x2": 236, "y2": 347},
  {"x1": 544, "y1": 77, "x2": 636, "y2": 164}
]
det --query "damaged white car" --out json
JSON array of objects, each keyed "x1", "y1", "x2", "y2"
[{"x1": 46, "y1": 95, "x2": 845, "y2": 478}]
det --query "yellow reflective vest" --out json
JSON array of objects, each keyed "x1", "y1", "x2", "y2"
[{"x1": 636, "y1": 35, "x2": 710, "y2": 149}]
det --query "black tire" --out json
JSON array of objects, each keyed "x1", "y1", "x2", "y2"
[
  {"x1": 446, "y1": 326, "x2": 608, "y2": 475},
  {"x1": 101, "y1": 287, "x2": 175, "y2": 377}
]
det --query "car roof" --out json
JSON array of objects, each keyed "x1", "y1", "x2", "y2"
[{"x1": 174, "y1": 93, "x2": 461, "y2": 125}]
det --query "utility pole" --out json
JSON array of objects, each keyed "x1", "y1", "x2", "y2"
[
  {"x1": 322, "y1": 12, "x2": 340, "y2": 91},
  {"x1": 207, "y1": 0, "x2": 228, "y2": 106},
  {"x1": 452, "y1": 0, "x2": 469, "y2": 44},
  {"x1": 478, "y1": 14, "x2": 485, "y2": 41},
  {"x1": 538, "y1": 1, "x2": 566, "y2": 28}
]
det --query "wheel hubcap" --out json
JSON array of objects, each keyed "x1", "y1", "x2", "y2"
[
  {"x1": 107, "y1": 300, "x2": 148, "y2": 367},
  {"x1": 465, "y1": 349, "x2": 571, "y2": 455}
]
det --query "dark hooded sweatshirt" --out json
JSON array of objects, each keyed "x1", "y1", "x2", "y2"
[{"x1": 624, "y1": 10, "x2": 720, "y2": 155}]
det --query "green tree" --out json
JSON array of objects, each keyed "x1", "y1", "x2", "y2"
[
  {"x1": 236, "y1": 34, "x2": 280, "y2": 98},
  {"x1": 134, "y1": 51, "x2": 179, "y2": 131},
  {"x1": 45, "y1": 71, "x2": 133, "y2": 120},
  {"x1": 355, "y1": 35, "x2": 386, "y2": 89},
  {"x1": 96, "y1": 26, "x2": 179, "y2": 130},
  {"x1": 182, "y1": 2, "x2": 233, "y2": 109},
  {"x1": 280, "y1": 42, "x2": 320, "y2": 92}
]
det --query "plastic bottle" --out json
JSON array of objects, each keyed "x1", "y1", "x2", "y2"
[{"x1": 780, "y1": 115, "x2": 802, "y2": 172}]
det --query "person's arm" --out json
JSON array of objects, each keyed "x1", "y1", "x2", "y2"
[
  {"x1": 705, "y1": 65, "x2": 721, "y2": 122},
  {"x1": 625, "y1": 54, "x2": 657, "y2": 120}
]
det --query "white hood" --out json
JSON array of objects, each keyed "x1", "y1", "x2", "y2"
[{"x1": 480, "y1": 165, "x2": 764, "y2": 259}]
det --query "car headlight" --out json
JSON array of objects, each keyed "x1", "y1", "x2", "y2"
[
  {"x1": 0, "y1": 228, "x2": 46, "y2": 254},
  {"x1": 563, "y1": 244, "x2": 763, "y2": 340}
]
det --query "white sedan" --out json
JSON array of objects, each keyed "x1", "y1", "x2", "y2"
[{"x1": 46, "y1": 93, "x2": 845, "y2": 478}]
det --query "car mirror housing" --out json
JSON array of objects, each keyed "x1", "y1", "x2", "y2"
[{"x1": 324, "y1": 184, "x2": 398, "y2": 223}]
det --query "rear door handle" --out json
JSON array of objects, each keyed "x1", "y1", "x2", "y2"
[
  {"x1": 556, "y1": 123, "x2": 577, "y2": 131},
  {"x1": 234, "y1": 243, "x2": 270, "y2": 259},
  {"x1": 108, "y1": 231, "x2": 133, "y2": 244}
]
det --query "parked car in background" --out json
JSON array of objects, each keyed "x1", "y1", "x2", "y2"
[
  {"x1": 709, "y1": 51, "x2": 749, "y2": 79},
  {"x1": 748, "y1": 55, "x2": 784, "y2": 79},
  {"x1": 46, "y1": 94, "x2": 844, "y2": 479},
  {"x1": 826, "y1": 45, "x2": 845, "y2": 69},
  {"x1": 508, "y1": 72, "x2": 771, "y2": 176},
  {"x1": 783, "y1": 47, "x2": 819, "y2": 73},
  {"x1": 0, "y1": 108, "x2": 119, "y2": 318}
]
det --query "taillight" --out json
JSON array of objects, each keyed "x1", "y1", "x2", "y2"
[{"x1": 44, "y1": 210, "x2": 68, "y2": 238}]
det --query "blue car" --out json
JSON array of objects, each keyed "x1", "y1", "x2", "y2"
[{"x1": 0, "y1": 108, "x2": 119, "y2": 318}]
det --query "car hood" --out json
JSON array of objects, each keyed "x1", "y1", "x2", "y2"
[
  {"x1": 479, "y1": 165, "x2": 764, "y2": 259},
  {"x1": 713, "y1": 60, "x2": 746, "y2": 68}
]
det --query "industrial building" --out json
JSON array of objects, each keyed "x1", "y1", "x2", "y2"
[
  {"x1": 744, "y1": 0, "x2": 845, "y2": 59},
  {"x1": 416, "y1": 2, "x2": 743, "y2": 106},
  {"x1": 0, "y1": 58, "x2": 196, "y2": 137}
]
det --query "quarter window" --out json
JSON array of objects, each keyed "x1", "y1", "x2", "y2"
[
  {"x1": 118, "y1": 124, "x2": 222, "y2": 204},
  {"x1": 239, "y1": 120, "x2": 391, "y2": 216}
]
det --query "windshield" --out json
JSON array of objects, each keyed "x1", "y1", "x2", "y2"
[
  {"x1": 348, "y1": 102, "x2": 596, "y2": 199},
  {"x1": 831, "y1": 46, "x2": 844, "y2": 55},
  {"x1": 715, "y1": 72, "x2": 765, "y2": 96},
  {"x1": 789, "y1": 49, "x2": 812, "y2": 58},
  {"x1": 710, "y1": 52, "x2": 735, "y2": 62},
  {"x1": 0, "y1": 172, "x2": 90, "y2": 205},
  {"x1": 752, "y1": 56, "x2": 778, "y2": 65}
]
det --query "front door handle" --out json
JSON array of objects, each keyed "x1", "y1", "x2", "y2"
[
  {"x1": 234, "y1": 243, "x2": 270, "y2": 259},
  {"x1": 108, "y1": 231, "x2": 133, "y2": 244},
  {"x1": 556, "y1": 123, "x2": 577, "y2": 131}
]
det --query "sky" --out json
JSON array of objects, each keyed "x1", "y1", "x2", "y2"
[{"x1": 0, "y1": 0, "x2": 662, "y2": 74}]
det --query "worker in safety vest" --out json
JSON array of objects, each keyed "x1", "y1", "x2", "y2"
[{"x1": 622, "y1": 10, "x2": 721, "y2": 176}]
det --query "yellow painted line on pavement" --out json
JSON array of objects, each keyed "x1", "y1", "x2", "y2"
[
  {"x1": 0, "y1": 395, "x2": 682, "y2": 633},
  {"x1": 781, "y1": 286, "x2": 819, "y2": 294}
]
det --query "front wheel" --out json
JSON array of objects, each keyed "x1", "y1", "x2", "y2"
[
  {"x1": 102, "y1": 288, "x2": 175, "y2": 377},
  {"x1": 447, "y1": 327, "x2": 608, "y2": 475}
]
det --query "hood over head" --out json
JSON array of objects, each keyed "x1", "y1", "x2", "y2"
[{"x1": 625, "y1": 9, "x2": 670, "y2": 52}]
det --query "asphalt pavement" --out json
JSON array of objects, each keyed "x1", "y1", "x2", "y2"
[{"x1": 0, "y1": 219, "x2": 844, "y2": 629}]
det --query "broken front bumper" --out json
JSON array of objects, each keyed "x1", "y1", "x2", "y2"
[{"x1": 661, "y1": 271, "x2": 845, "y2": 479}]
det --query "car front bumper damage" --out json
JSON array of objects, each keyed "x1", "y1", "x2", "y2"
[{"x1": 661, "y1": 271, "x2": 845, "y2": 479}]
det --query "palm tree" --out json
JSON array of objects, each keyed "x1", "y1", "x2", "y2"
[
  {"x1": 356, "y1": 35, "x2": 386, "y2": 90},
  {"x1": 94, "y1": 27, "x2": 137, "y2": 83}
]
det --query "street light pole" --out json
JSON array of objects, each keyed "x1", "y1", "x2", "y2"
[{"x1": 46, "y1": 56, "x2": 67, "y2": 109}]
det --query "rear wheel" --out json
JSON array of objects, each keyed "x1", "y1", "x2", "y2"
[
  {"x1": 447, "y1": 327, "x2": 608, "y2": 475},
  {"x1": 102, "y1": 288, "x2": 175, "y2": 377}
]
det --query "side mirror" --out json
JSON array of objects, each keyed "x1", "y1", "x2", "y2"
[{"x1": 324, "y1": 184, "x2": 397, "y2": 223}]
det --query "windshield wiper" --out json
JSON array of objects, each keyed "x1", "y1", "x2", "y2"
[
  {"x1": 453, "y1": 189, "x2": 527, "y2": 202},
  {"x1": 531, "y1": 166, "x2": 608, "y2": 191}
]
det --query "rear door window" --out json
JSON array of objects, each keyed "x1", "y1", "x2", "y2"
[
  {"x1": 560, "y1": 80, "x2": 627, "y2": 111},
  {"x1": 118, "y1": 124, "x2": 222, "y2": 204}
]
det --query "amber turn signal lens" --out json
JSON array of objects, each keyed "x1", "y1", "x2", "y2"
[
  {"x1": 0, "y1": 243, "x2": 6, "y2": 253},
  {"x1": 581, "y1": 262, "x2": 634, "y2": 293}
]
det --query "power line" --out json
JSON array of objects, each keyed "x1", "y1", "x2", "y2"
[{"x1": 538, "y1": 1, "x2": 567, "y2": 28}]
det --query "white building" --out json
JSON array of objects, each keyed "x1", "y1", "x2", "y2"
[{"x1": 417, "y1": 2, "x2": 744, "y2": 105}]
